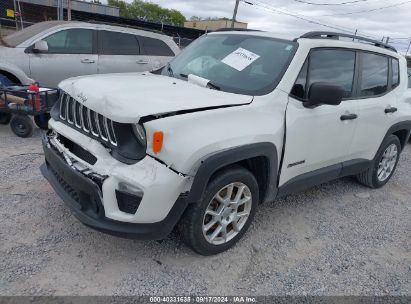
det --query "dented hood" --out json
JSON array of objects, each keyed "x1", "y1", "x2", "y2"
[{"x1": 58, "y1": 72, "x2": 252, "y2": 123}]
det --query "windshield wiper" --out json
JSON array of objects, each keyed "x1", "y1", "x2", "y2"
[
  {"x1": 166, "y1": 63, "x2": 174, "y2": 77},
  {"x1": 207, "y1": 82, "x2": 220, "y2": 91}
]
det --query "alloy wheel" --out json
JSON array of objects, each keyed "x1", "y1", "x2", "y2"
[
  {"x1": 377, "y1": 143, "x2": 398, "y2": 182},
  {"x1": 202, "y1": 182, "x2": 252, "y2": 245}
]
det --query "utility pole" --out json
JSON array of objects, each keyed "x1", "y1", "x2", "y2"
[
  {"x1": 60, "y1": 0, "x2": 64, "y2": 21},
  {"x1": 13, "y1": 0, "x2": 18, "y2": 30},
  {"x1": 67, "y1": 0, "x2": 71, "y2": 21},
  {"x1": 17, "y1": 0, "x2": 23, "y2": 29},
  {"x1": 57, "y1": 0, "x2": 60, "y2": 20},
  {"x1": 57, "y1": 0, "x2": 64, "y2": 20},
  {"x1": 230, "y1": 0, "x2": 240, "y2": 28}
]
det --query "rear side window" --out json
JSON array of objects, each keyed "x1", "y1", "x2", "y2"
[
  {"x1": 392, "y1": 58, "x2": 400, "y2": 88},
  {"x1": 291, "y1": 49, "x2": 355, "y2": 99},
  {"x1": 100, "y1": 31, "x2": 140, "y2": 55},
  {"x1": 44, "y1": 29, "x2": 93, "y2": 54},
  {"x1": 139, "y1": 36, "x2": 174, "y2": 56},
  {"x1": 360, "y1": 52, "x2": 388, "y2": 97}
]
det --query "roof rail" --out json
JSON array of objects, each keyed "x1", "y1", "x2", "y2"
[
  {"x1": 213, "y1": 28, "x2": 262, "y2": 32},
  {"x1": 298, "y1": 31, "x2": 397, "y2": 53}
]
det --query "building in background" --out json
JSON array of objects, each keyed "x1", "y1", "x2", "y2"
[{"x1": 184, "y1": 19, "x2": 248, "y2": 31}]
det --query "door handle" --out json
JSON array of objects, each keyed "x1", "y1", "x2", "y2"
[
  {"x1": 81, "y1": 59, "x2": 95, "y2": 64},
  {"x1": 340, "y1": 113, "x2": 358, "y2": 121},
  {"x1": 384, "y1": 107, "x2": 398, "y2": 114},
  {"x1": 136, "y1": 60, "x2": 149, "y2": 64}
]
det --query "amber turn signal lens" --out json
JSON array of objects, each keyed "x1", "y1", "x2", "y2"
[{"x1": 152, "y1": 131, "x2": 164, "y2": 154}]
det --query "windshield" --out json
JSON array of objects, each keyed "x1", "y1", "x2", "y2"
[
  {"x1": 3, "y1": 21, "x2": 67, "y2": 47},
  {"x1": 161, "y1": 33, "x2": 297, "y2": 96}
]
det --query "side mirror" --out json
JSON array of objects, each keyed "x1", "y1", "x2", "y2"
[
  {"x1": 32, "y1": 40, "x2": 48, "y2": 53},
  {"x1": 304, "y1": 82, "x2": 344, "y2": 108}
]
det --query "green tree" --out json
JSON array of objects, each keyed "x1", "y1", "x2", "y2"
[{"x1": 108, "y1": 0, "x2": 186, "y2": 26}]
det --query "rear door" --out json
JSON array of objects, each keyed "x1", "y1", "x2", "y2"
[
  {"x1": 279, "y1": 48, "x2": 359, "y2": 186},
  {"x1": 348, "y1": 52, "x2": 400, "y2": 160},
  {"x1": 98, "y1": 30, "x2": 144, "y2": 74},
  {"x1": 29, "y1": 28, "x2": 98, "y2": 88}
]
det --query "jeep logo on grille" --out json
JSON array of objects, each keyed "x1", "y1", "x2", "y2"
[{"x1": 77, "y1": 92, "x2": 87, "y2": 103}]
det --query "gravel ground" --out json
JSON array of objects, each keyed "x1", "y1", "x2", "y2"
[{"x1": 0, "y1": 125, "x2": 410, "y2": 296}]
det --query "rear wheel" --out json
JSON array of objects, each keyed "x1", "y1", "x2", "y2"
[
  {"x1": 356, "y1": 135, "x2": 401, "y2": 188},
  {"x1": 0, "y1": 113, "x2": 11, "y2": 125},
  {"x1": 10, "y1": 115, "x2": 34, "y2": 138},
  {"x1": 180, "y1": 167, "x2": 259, "y2": 255}
]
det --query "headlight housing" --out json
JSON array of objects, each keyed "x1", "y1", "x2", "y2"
[{"x1": 132, "y1": 123, "x2": 147, "y2": 146}]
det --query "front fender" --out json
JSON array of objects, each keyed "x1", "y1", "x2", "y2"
[{"x1": 186, "y1": 142, "x2": 278, "y2": 204}]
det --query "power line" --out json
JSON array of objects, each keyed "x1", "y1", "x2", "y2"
[
  {"x1": 320, "y1": 0, "x2": 411, "y2": 16},
  {"x1": 243, "y1": 0, "x2": 411, "y2": 52},
  {"x1": 254, "y1": 0, "x2": 383, "y2": 40},
  {"x1": 244, "y1": 0, "x2": 358, "y2": 34},
  {"x1": 294, "y1": 0, "x2": 374, "y2": 5}
]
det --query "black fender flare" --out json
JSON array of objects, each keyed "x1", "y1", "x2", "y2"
[
  {"x1": 186, "y1": 142, "x2": 278, "y2": 204},
  {"x1": 384, "y1": 121, "x2": 411, "y2": 151}
]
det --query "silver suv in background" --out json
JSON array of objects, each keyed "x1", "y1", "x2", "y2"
[{"x1": 0, "y1": 21, "x2": 180, "y2": 88}]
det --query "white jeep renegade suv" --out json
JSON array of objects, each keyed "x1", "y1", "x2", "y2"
[{"x1": 41, "y1": 30, "x2": 411, "y2": 255}]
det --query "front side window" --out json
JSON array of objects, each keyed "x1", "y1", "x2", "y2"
[
  {"x1": 360, "y1": 52, "x2": 388, "y2": 96},
  {"x1": 309, "y1": 49, "x2": 355, "y2": 98},
  {"x1": 43, "y1": 29, "x2": 93, "y2": 54},
  {"x1": 162, "y1": 34, "x2": 297, "y2": 96},
  {"x1": 291, "y1": 49, "x2": 356, "y2": 99},
  {"x1": 100, "y1": 31, "x2": 140, "y2": 55}
]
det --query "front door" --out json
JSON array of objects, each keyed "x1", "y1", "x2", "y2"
[
  {"x1": 279, "y1": 48, "x2": 359, "y2": 187},
  {"x1": 29, "y1": 28, "x2": 98, "y2": 88}
]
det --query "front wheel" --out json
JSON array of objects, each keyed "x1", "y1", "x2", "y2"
[
  {"x1": 180, "y1": 166, "x2": 259, "y2": 255},
  {"x1": 356, "y1": 135, "x2": 401, "y2": 188}
]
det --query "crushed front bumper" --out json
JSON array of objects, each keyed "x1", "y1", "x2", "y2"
[{"x1": 40, "y1": 125, "x2": 190, "y2": 239}]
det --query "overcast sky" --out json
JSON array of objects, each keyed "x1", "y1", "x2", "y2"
[{"x1": 123, "y1": 0, "x2": 411, "y2": 54}]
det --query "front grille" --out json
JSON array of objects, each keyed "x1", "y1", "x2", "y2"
[{"x1": 59, "y1": 92, "x2": 117, "y2": 146}]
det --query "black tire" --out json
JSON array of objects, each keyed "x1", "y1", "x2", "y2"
[
  {"x1": 356, "y1": 135, "x2": 401, "y2": 188},
  {"x1": 180, "y1": 166, "x2": 259, "y2": 255},
  {"x1": 34, "y1": 113, "x2": 50, "y2": 130},
  {"x1": 10, "y1": 115, "x2": 34, "y2": 138},
  {"x1": 0, "y1": 113, "x2": 11, "y2": 125}
]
